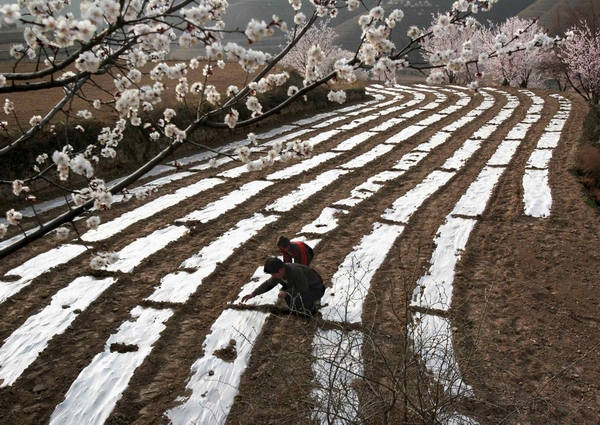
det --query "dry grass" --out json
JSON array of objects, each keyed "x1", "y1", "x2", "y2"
[
  {"x1": 575, "y1": 105, "x2": 600, "y2": 206},
  {"x1": 576, "y1": 145, "x2": 600, "y2": 204}
]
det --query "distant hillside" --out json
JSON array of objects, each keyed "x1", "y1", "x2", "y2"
[
  {"x1": 0, "y1": 1, "x2": 541, "y2": 62},
  {"x1": 518, "y1": 0, "x2": 599, "y2": 34},
  {"x1": 518, "y1": 0, "x2": 564, "y2": 33},
  {"x1": 174, "y1": 0, "x2": 538, "y2": 57}
]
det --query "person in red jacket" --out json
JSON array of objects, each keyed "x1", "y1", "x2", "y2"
[{"x1": 277, "y1": 236, "x2": 314, "y2": 266}]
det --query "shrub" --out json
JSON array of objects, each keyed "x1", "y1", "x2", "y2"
[{"x1": 575, "y1": 104, "x2": 600, "y2": 206}]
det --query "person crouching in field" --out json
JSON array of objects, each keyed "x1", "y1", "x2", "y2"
[
  {"x1": 277, "y1": 235, "x2": 314, "y2": 266},
  {"x1": 242, "y1": 257, "x2": 325, "y2": 316}
]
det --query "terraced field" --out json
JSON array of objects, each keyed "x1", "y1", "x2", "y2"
[{"x1": 1, "y1": 84, "x2": 598, "y2": 425}]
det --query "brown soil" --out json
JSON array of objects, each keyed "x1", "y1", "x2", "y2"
[{"x1": 0, "y1": 82, "x2": 599, "y2": 425}]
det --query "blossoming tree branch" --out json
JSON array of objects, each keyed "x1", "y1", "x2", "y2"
[{"x1": 0, "y1": 0, "x2": 563, "y2": 263}]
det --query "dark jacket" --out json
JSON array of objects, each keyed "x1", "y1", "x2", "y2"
[
  {"x1": 253, "y1": 263, "x2": 323, "y2": 299},
  {"x1": 283, "y1": 241, "x2": 314, "y2": 266}
]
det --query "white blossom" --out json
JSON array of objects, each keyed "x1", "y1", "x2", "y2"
[
  {"x1": 52, "y1": 151, "x2": 70, "y2": 166},
  {"x1": 75, "y1": 51, "x2": 101, "y2": 73},
  {"x1": 6, "y1": 209, "x2": 22, "y2": 226},
  {"x1": 289, "y1": 0, "x2": 302, "y2": 11},
  {"x1": 90, "y1": 256, "x2": 106, "y2": 270},
  {"x1": 90, "y1": 251, "x2": 119, "y2": 270},
  {"x1": 347, "y1": 0, "x2": 360, "y2": 11},
  {"x1": 248, "y1": 132, "x2": 258, "y2": 145},
  {"x1": 3, "y1": 99, "x2": 13, "y2": 114},
  {"x1": 327, "y1": 90, "x2": 347, "y2": 104},
  {"x1": 29, "y1": 115, "x2": 42, "y2": 127},
  {"x1": 77, "y1": 110, "x2": 93, "y2": 119},
  {"x1": 12, "y1": 180, "x2": 29, "y2": 196},
  {"x1": 235, "y1": 146, "x2": 251, "y2": 163},
  {"x1": 86, "y1": 216, "x2": 100, "y2": 230},
  {"x1": 135, "y1": 187, "x2": 155, "y2": 200},
  {"x1": 224, "y1": 109, "x2": 239, "y2": 128},
  {"x1": 55, "y1": 227, "x2": 70, "y2": 240},
  {"x1": 427, "y1": 71, "x2": 445, "y2": 85},
  {"x1": 294, "y1": 13, "x2": 306, "y2": 25},
  {"x1": 386, "y1": 9, "x2": 404, "y2": 28},
  {"x1": 246, "y1": 158, "x2": 264, "y2": 171},
  {"x1": 0, "y1": 4, "x2": 21, "y2": 25},
  {"x1": 70, "y1": 155, "x2": 94, "y2": 178},
  {"x1": 565, "y1": 30, "x2": 574, "y2": 42},
  {"x1": 205, "y1": 85, "x2": 221, "y2": 105},
  {"x1": 467, "y1": 80, "x2": 479, "y2": 90},
  {"x1": 245, "y1": 19, "x2": 271, "y2": 43},
  {"x1": 101, "y1": 147, "x2": 117, "y2": 159},
  {"x1": 246, "y1": 96, "x2": 262, "y2": 115},
  {"x1": 370, "y1": 7, "x2": 385, "y2": 21},
  {"x1": 164, "y1": 108, "x2": 176, "y2": 122},
  {"x1": 453, "y1": 0, "x2": 470, "y2": 13}
]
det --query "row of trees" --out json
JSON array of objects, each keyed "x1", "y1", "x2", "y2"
[
  {"x1": 420, "y1": 13, "x2": 600, "y2": 99},
  {"x1": 273, "y1": 11, "x2": 600, "y2": 103},
  {"x1": 558, "y1": 25, "x2": 600, "y2": 103},
  {"x1": 0, "y1": 0, "x2": 580, "y2": 261}
]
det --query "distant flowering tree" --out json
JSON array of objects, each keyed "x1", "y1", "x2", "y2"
[
  {"x1": 480, "y1": 16, "x2": 552, "y2": 88},
  {"x1": 558, "y1": 25, "x2": 600, "y2": 103},
  {"x1": 279, "y1": 20, "x2": 357, "y2": 80},
  {"x1": 419, "y1": 13, "x2": 485, "y2": 86},
  {"x1": 0, "y1": 0, "x2": 558, "y2": 261},
  {"x1": 418, "y1": 11, "x2": 557, "y2": 91}
]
